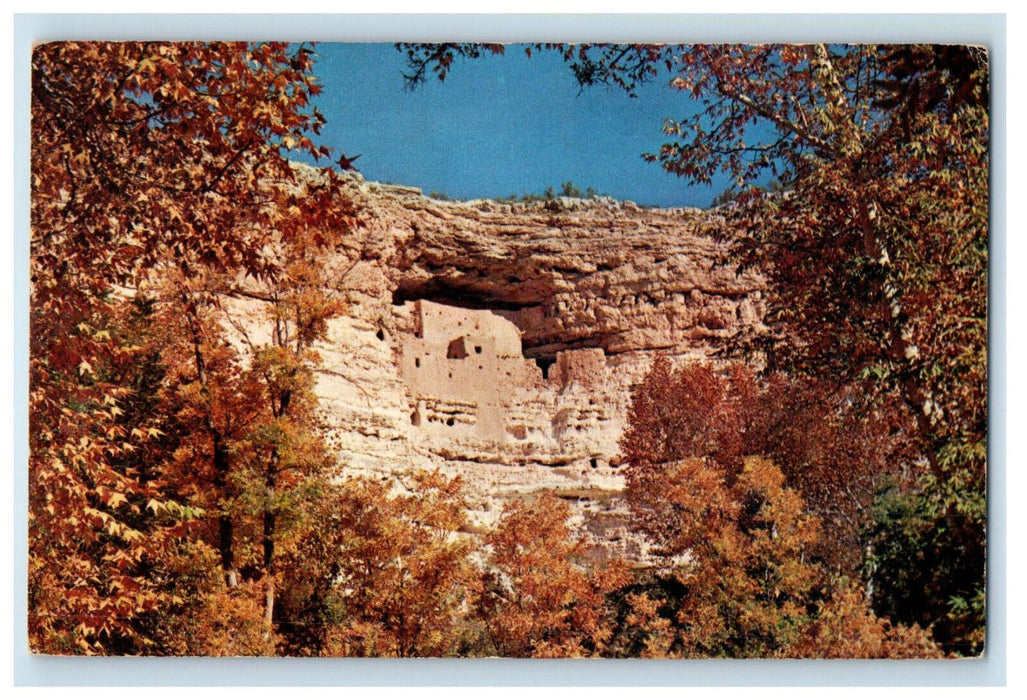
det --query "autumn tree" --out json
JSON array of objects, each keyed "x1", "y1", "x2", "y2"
[
  {"x1": 29, "y1": 41, "x2": 352, "y2": 653},
  {"x1": 97, "y1": 291, "x2": 276, "y2": 655},
  {"x1": 621, "y1": 358, "x2": 906, "y2": 574},
  {"x1": 640, "y1": 45, "x2": 987, "y2": 478},
  {"x1": 474, "y1": 494, "x2": 630, "y2": 658},
  {"x1": 615, "y1": 359, "x2": 945, "y2": 657},
  {"x1": 628, "y1": 456, "x2": 824, "y2": 657},
  {"x1": 206, "y1": 210, "x2": 355, "y2": 637},
  {"x1": 144, "y1": 271, "x2": 267, "y2": 592},
  {"x1": 787, "y1": 580, "x2": 942, "y2": 659},
  {"x1": 294, "y1": 472, "x2": 476, "y2": 658},
  {"x1": 147, "y1": 543, "x2": 276, "y2": 657},
  {"x1": 611, "y1": 449, "x2": 940, "y2": 658}
]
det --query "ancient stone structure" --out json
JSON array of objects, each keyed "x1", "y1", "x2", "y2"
[
  {"x1": 398, "y1": 299, "x2": 540, "y2": 443},
  {"x1": 393, "y1": 297, "x2": 649, "y2": 478}
]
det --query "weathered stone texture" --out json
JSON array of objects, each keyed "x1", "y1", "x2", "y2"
[{"x1": 236, "y1": 166, "x2": 767, "y2": 555}]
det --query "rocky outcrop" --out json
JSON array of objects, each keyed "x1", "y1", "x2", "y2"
[
  {"x1": 344, "y1": 177, "x2": 765, "y2": 358},
  {"x1": 256, "y1": 166, "x2": 766, "y2": 557}
]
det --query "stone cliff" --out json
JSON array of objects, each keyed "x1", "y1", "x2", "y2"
[{"x1": 232, "y1": 166, "x2": 767, "y2": 560}]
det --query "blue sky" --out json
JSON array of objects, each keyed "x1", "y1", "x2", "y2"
[{"x1": 301, "y1": 43, "x2": 729, "y2": 208}]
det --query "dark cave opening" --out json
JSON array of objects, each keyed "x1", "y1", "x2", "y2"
[
  {"x1": 534, "y1": 355, "x2": 557, "y2": 380},
  {"x1": 392, "y1": 282, "x2": 541, "y2": 313}
]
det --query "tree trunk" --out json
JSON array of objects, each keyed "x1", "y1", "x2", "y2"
[
  {"x1": 213, "y1": 436, "x2": 238, "y2": 588},
  {"x1": 263, "y1": 465, "x2": 276, "y2": 638},
  {"x1": 183, "y1": 295, "x2": 238, "y2": 587}
]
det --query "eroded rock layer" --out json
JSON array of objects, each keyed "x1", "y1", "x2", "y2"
[{"x1": 262, "y1": 167, "x2": 766, "y2": 557}]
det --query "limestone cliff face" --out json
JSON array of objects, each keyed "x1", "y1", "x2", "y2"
[{"x1": 273, "y1": 167, "x2": 766, "y2": 557}]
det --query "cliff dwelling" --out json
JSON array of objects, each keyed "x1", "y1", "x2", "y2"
[
  {"x1": 396, "y1": 299, "x2": 615, "y2": 450},
  {"x1": 398, "y1": 300, "x2": 540, "y2": 443}
]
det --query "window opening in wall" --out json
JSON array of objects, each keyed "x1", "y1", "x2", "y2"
[
  {"x1": 414, "y1": 357, "x2": 421, "y2": 368},
  {"x1": 446, "y1": 417, "x2": 455, "y2": 427},
  {"x1": 447, "y1": 337, "x2": 469, "y2": 360},
  {"x1": 376, "y1": 328, "x2": 385, "y2": 341},
  {"x1": 590, "y1": 458, "x2": 599, "y2": 469},
  {"x1": 411, "y1": 410, "x2": 421, "y2": 426},
  {"x1": 475, "y1": 345, "x2": 482, "y2": 354}
]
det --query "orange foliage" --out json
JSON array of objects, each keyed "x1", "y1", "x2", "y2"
[
  {"x1": 622, "y1": 358, "x2": 909, "y2": 573},
  {"x1": 788, "y1": 582, "x2": 943, "y2": 659},
  {"x1": 617, "y1": 359, "x2": 947, "y2": 657},
  {"x1": 663, "y1": 457, "x2": 822, "y2": 657},
  {"x1": 314, "y1": 472, "x2": 476, "y2": 658},
  {"x1": 154, "y1": 543, "x2": 275, "y2": 657},
  {"x1": 477, "y1": 494, "x2": 630, "y2": 657},
  {"x1": 611, "y1": 451, "x2": 943, "y2": 658},
  {"x1": 29, "y1": 41, "x2": 352, "y2": 653}
]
